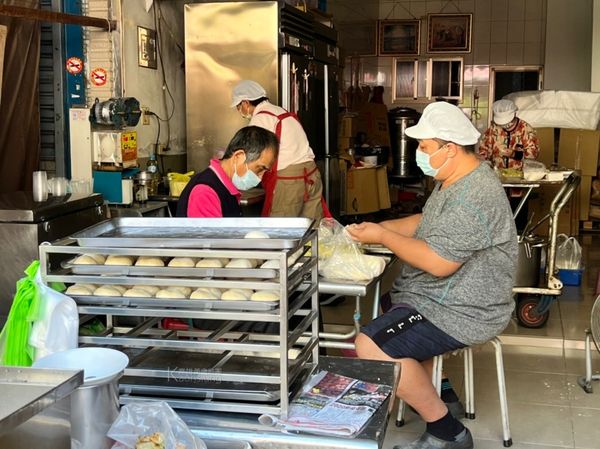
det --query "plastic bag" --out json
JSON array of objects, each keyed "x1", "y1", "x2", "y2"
[
  {"x1": 555, "y1": 234, "x2": 582, "y2": 269},
  {"x1": 0, "y1": 261, "x2": 42, "y2": 366},
  {"x1": 28, "y1": 266, "x2": 79, "y2": 362},
  {"x1": 522, "y1": 160, "x2": 547, "y2": 181},
  {"x1": 317, "y1": 218, "x2": 385, "y2": 281},
  {"x1": 0, "y1": 260, "x2": 78, "y2": 366},
  {"x1": 168, "y1": 171, "x2": 194, "y2": 197},
  {"x1": 108, "y1": 401, "x2": 207, "y2": 449}
]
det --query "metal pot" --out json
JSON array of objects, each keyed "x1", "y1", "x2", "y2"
[
  {"x1": 135, "y1": 171, "x2": 159, "y2": 196},
  {"x1": 515, "y1": 235, "x2": 546, "y2": 287},
  {"x1": 388, "y1": 107, "x2": 420, "y2": 178}
]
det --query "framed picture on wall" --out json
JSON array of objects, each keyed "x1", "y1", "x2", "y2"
[
  {"x1": 378, "y1": 20, "x2": 420, "y2": 56},
  {"x1": 427, "y1": 13, "x2": 472, "y2": 53}
]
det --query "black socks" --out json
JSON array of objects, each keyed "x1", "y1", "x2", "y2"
[
  {"x1": 441, "y1": 377, "x2": 459, "y2": 403},
  {"x1": 426, "y1": 410, "x2": 465, "y2": 441}
]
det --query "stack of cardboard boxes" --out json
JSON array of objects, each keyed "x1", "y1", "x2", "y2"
[
  {"x1": 338, "y1": 104, "x2": 392, "y2": 215},
  {"x1": 533, "y1": 128, "x2": 600, "y2": 236}
]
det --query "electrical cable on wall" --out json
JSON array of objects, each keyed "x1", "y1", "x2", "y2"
[{"x1": 152, "y1": 0, "x2": 176, "y2": 155}]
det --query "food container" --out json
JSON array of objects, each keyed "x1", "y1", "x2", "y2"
[{"x1": 34, "y1": 347, "x2": 129, "y2": 449}]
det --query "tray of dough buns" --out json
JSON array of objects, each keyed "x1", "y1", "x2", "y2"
[
  {"x1": 64, "y1": 283, "x2": 297, "y2": 312},
  {"x1": 61, "y1": 253, "x2": 281, "y2": 279},
  {"x1": 70, "y1": 217, "x2": 313, "y2": 249}
]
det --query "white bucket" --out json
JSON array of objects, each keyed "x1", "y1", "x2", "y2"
[{"x1": 34, "y1": 348, "x2": 129, "y2": 449}]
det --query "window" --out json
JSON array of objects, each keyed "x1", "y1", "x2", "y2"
[{"x1": 392, "y1": 57, "x2": 463, "y2": 102}]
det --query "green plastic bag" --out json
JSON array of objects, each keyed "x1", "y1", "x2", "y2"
[{"x1": 0, "y1": 261, "x2": 43, "y2": 366}]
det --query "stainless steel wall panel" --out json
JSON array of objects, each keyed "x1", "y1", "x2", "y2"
[{"x1": 185, "y1": 2, "x2": 279, "y2": 171}]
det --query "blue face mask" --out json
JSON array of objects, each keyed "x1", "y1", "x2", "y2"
[
  {"x1": 232, "y1": 160, "x2": 261, "y2": 191},
  {"x1": 416, "y1": 144, "x2": 449, "y2": 177}
]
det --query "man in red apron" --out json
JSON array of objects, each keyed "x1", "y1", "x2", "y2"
[{"x1": 231, "y1": 80, "x2": 330, "y2": 220}]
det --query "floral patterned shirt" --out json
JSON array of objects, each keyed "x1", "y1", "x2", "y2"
[{"x1": 478, "y1": 119, "x2": 540, "y2": 169}]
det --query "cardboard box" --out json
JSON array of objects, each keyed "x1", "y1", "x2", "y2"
[
  {"x1": 345, "y1": 165, "x2": 390, "y2": 214},
  {"x1": 357, "y1": 103, "x2": 391, "y2": 148},
  {"x1": 557, "y1": 129, "x2": 600, "y2": 176},
  {"x1": 536, "y1": 128, "x2": 556, "y2": 167},
  {"x1": 376, "y1": 166, "x2": 391, "y2": 210},
  {"x1": 579, "y1": 176, "x2": 592, "y2": 221}
]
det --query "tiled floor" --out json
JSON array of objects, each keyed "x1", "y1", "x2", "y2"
[{"x1": 321, "y1": 234, "x2": 600, "y2": 449}]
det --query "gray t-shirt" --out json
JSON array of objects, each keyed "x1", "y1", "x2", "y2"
[{"x1": 391, "y1": 163, "x2": 518, "y2": 345}]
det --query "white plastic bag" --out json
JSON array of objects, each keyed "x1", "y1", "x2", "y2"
[
  {"x1": 28, "y1": 267, "x2": 78, "y2": 362},
  {"x1": 317, "y1": 218, "x2": 385, "y2": 281},
  {"x1": 108, "y1": 401, "x2": 207, "y2": 449},
  {"x1": 555, "y1": 234, "x2": 582, "y2": 269}
]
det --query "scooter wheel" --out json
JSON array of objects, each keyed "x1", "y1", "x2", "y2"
[{"x1": 517, "y1": 297, "x2": 549, "y2": 328}]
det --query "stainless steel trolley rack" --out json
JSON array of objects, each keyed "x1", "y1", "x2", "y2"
[
  {"x1": 38, "y1": 217, "x2": 320, "y2": 419},
  {"x1": 503, "y1": 172, "x2": 581, "y2": 327}
]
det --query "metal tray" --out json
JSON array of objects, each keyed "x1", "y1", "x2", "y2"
[
  {"x1": 120, "y1": 377, "x2": 283, "y2": 402},
  {"x1": 62, "y1": 259, "x2": 278, "y2": 279},
  {"x1": 359, "y1": 243, "x2": 393, "y2": 255},
  {"x1": 71, "y1": 217, "x2": 313, "y2": 249},
  {"x1": 71, "y1": 295, "x2": 280, "y2": 312}
]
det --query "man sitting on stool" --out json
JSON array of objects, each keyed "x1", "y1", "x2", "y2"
[{"x1": 347, "y1": 102, "x2": 517, "y2": 449}]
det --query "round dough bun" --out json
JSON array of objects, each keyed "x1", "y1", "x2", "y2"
[
  {"x1": 167, "y1": 286, "x2": 192, "y2": 297},
  {"x1": 104, "y1": 255, "x2": 134, "y2": 266},
  {"x1": 65, "y1": 284, "x2": 94, "y2": 296},
  {"x1": 221, "y1": 288, "x2": 253, "y2": 301},
  {"x1": 94, "y1": 285, "x2": 122, "y2": 297},
  {"x1": 196, "y1": 258, "x2": 224, "y2": 268},
  {"x1": 123, "y1": 288, "x2": 152, "y2": 298},
  {"x1": 88, "y1": 254, "x2": 106, "y2": 264},
  {"x1": 260, "y1": 260, "x2": 280, "y2": 269},
  {"x1": 190, "y1": 288, "x2": 221, "y2": 300},
  {"x1": 168, "y1": 257, "x2": 195, "y2": 268},
  {"x1": 135, "y1": 256, "x2": 164, "y2": 267},
  {"x1": 244, "y1": 230, "x2": 270, "y2": 239},
  {"x1": 111, "y1": 285, "x2": 127, "y2": 294},
  {"x1": 73, "y1": 254, "x2": 98, "y2": 265},
  {"x1": 136, "y1": 285, "x2": 160, "y2": 295},
  {"x1": 226, "y1": 258, "x2": 257, "y2": 269},
  {"x1": 155, "y1": 288, "x2": 187, "y2": 299},
  {"x1": 250, "y1": 290, "x2": 281, "y2": 302}
]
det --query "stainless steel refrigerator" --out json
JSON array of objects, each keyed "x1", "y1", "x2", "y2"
[{"x1": 184, "y1": 1, "x2": 340, "y2": 215}]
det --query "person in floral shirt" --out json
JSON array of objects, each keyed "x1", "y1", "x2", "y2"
[{"x1": 478, "y1": 99, "x2": 540, "y2": 169}]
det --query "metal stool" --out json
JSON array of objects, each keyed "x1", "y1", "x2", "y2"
[{"x1": 395, "y1": 337, "x2": 512, "y2": 447}]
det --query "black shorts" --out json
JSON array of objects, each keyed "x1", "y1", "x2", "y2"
[{"x1": 361, "y1": 305, "x2": 465, "y2": 362}]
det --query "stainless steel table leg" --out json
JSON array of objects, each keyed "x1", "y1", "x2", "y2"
[{"x1": 371, "y1": 280, "x2": 382, "y2": 320}]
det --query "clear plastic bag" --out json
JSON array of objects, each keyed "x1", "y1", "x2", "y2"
[
  {"x1": 317, "y1": 218, "x2": 385, "y2": 281},
  {"x1": 522, "y1": 160, "x2": 547, "y2": 181},
  {"x1": 29, "y1": 266, "x2": 78, "y2": 362},
  {"x1": 555, "y1": 233, "x2": 582, "y2": 269},
  {"x1": 108, "y1": 401, "x2": 207, "y2": 449}
]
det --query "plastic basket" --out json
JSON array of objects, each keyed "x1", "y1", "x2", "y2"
[{"x1": 558, "y1": 268, "x2": 584, "y2": 286}]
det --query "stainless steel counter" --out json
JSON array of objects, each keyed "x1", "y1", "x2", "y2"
[
  {"x1": 182, "y1": 356, "x2": 398, "y2": 449},
  {"x1": 0, "y1": 366, "x2": 83, "y2": 435}
]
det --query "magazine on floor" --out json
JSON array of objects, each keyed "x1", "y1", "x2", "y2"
[{"x1": 259, "y1": 370, "x2": 393, "y2": 437}]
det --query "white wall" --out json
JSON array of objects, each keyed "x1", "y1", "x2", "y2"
[
  {"x1": 120, "y1": 0, "x2": 187, "y2": 157},
  {"x1": 544, "y1": 0, "x2": 592, "y2": 91}
]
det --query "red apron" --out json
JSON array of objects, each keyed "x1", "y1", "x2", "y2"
[{"x1": 257, "y1": 110, "x2": 331, "y2": 218}]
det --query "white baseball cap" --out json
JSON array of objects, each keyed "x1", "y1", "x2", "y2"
[
  {"x1": 230, "y1": 80, "x2": 267, "y2": 108},
  {"x1": 405, "y1": 102, "x2": 480, "y2": 146},
  {"x1": 492, "y1": 99, "x2": 517, "y2": 125}
]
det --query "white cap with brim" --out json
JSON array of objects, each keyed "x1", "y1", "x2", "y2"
[
  {"x1": 230, "y1": 80, "x2": 267, "y2": 108},
  {"x1": 492, "y1": 99, "x2": 517, "y2": 125},
  {"x1": 405, "y1": 102, "x2": 481, "y2": 146}
]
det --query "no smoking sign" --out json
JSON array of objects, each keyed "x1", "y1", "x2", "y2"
[
  {"x1": 66, "y1": 57, "x2": 83, "y2": 75},
  {"x1": 90, "y1": 67, "x2": 108, "y2": 87}
]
